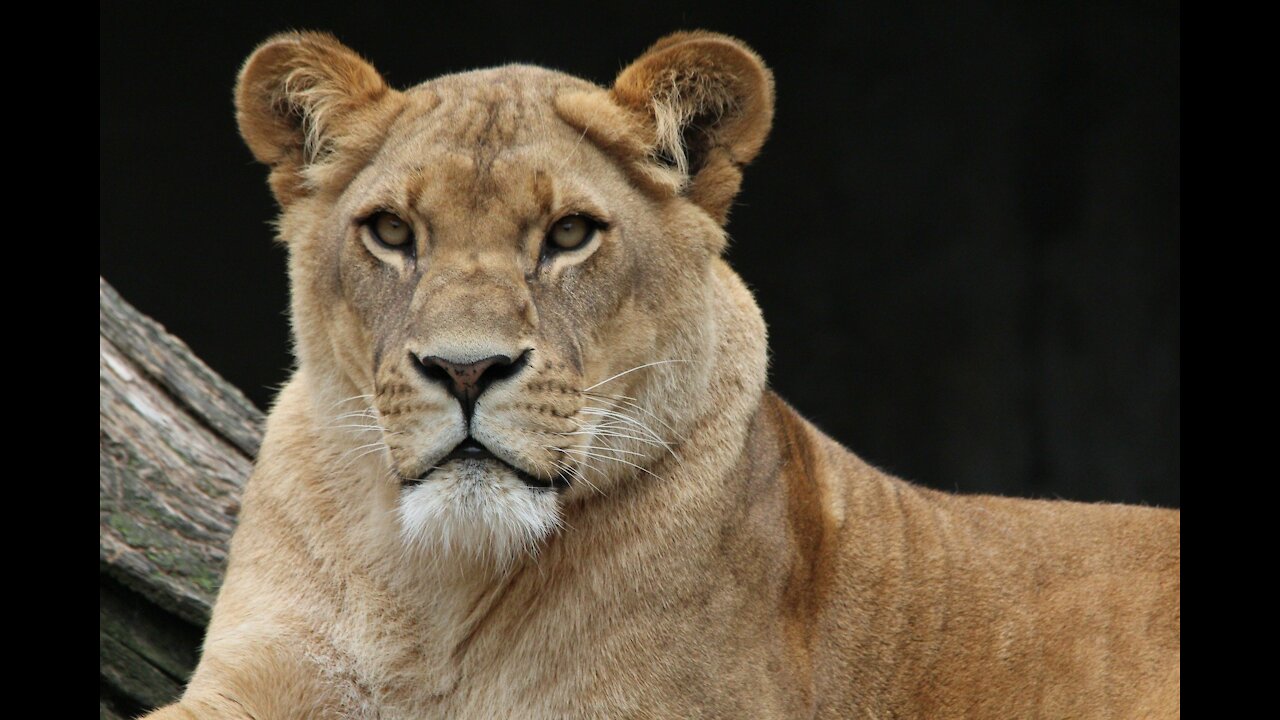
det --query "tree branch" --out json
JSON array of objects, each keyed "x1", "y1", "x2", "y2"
[{"x1": 99, "y1": 277, "x2": 262, "y2": 714}]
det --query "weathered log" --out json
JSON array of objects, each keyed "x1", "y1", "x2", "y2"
[{"x1": 99, "y1": 277, "x2": 262, "y2": 717}]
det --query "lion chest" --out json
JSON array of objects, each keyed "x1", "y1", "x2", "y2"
[
  {"x1": 316, "y1": 561, "x2": 797, "y2": 720},
  {"x1": 313, "y1": 576, "x2": 618, "y2": 719}
]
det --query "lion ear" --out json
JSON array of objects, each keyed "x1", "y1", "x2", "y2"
[
  {"x1": 610, "y1": 31, "x2": 775, "y2": 224},
  {"x1": 235, "y1": 32, "x2": 399, "y2": 206}
]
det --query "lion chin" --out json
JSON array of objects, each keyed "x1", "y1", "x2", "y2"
[{"x1": 397, "y1": 458, "x2": 562, "y2": 569}]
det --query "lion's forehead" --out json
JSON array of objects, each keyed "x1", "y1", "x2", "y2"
[
  {"x1": 348, "y1": 66, "x2": 610, "y2": 227},
  {"x1": 393, "y1": 65, "x2": 599, "y2": 153}
]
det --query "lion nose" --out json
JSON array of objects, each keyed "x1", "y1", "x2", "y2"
[{"x1": 414, "y1": 351, "x2": 529, "y2": 420}]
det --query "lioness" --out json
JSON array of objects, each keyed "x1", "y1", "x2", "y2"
[{"x1": 146, "y1": 30, "x2": 1179, "y2": 719}]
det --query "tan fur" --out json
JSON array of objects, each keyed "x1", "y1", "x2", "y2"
[{"x1": 147, "y1": 31, "x2": 1179, "y2": 719}]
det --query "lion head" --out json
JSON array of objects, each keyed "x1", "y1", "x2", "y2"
[{"x1": 235, "y1": 31, "x2": 773, "y2": 568}]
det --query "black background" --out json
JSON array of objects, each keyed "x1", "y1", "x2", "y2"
[{"x1": 100, "y1": 2, "x2": 1179, "y2": 507}]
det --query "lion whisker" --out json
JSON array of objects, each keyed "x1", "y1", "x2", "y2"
[
  {"x1": 346, "y1": 444, "x2": 391, "y2": 467},
  {"x1": 596, "y1": 421, "x2": 680, "y2": 463},
  {"x1": 556, "y1": 429, "x2": 666, "y2": 447},
  {"x1": 564, "y1": 444, "x2": 648, "y2": 458},
  {"x1": 544, "y1": 448, "x2": 606, "y2": 495},
  {"x1": 571, "y1": 419, "x2": 633, "y2": 434},
  {"x1": 324, "y1": 423, "x2": 395, "y2": 434},
  {"x1": 577, "y1": 407, "x2": 663, "y2": 439},
  {"x1": 555, "y1": 447, "x2": 664, "y2": 482},
  {"x1": 581, "y1": 359, "x2": 688, "y2": 392},
  {"x1": 577, "y1": 407, "x2": 676, "y2": 457},
  {"x1": 549, "y1": 457, "x2": 601, "y2": 495},
  {"x1": 327, "y1": 393, "x2": 374, "y2": 410},
  {"x1": 593, "y1": 431, "x2": 682, "y2": 471},
  {"x1": 335, "y1": 441, "x2": 390, "y2": 470},
  {"x1": 584, "y1": 392, "x2": 687, "y2": 444}
]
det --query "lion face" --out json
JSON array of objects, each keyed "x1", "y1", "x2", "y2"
[{"x1": 236, "y1": 32, "x2": 773, "y2": 566}]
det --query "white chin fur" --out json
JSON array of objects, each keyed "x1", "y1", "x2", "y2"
[{"x1": 397, "y1": 460, "x2": 561, "y2": 569}]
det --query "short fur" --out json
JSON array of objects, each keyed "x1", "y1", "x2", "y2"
[{"x1": 147, "y1": 31, "x2": 1179, "y2": 719}]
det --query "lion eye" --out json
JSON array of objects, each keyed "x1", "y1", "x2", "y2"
[
  {"x1": 370, "y1": 212, "x2": 413, "y2": 248},
  {"x1": 547, "y1": 215, "x2": 596, "y2": 251}
]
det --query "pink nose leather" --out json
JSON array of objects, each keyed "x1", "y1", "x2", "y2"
[
  {"x1": 422, "y1": 355, "x2": 506, "y2": 406},
  {"x1": 415, "y1": 353, "x2": 527, "y2": 420}
]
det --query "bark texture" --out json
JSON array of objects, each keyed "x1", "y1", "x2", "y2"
[{"x1": 99, "y1": 277, "x2": 263, "y2": 718}]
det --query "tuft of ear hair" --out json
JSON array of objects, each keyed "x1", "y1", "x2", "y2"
[
  {"x1": 235, "y1": 31, "x2": 403, "y2": 206},
  {"x1": 610, "y1": 31, "x2": 775, "y2": 225}
]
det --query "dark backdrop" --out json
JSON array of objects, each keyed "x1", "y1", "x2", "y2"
[{"x1": 99, "y1": 2, "x2": 1180, "y2": 507}]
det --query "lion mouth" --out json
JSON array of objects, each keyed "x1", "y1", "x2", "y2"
[
  {"x1": 442, "y1": 437, "x2": 499, "y2": 464},
  {"x1": 405, "y1": 437, "x2": 566, "y2": 491}
]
